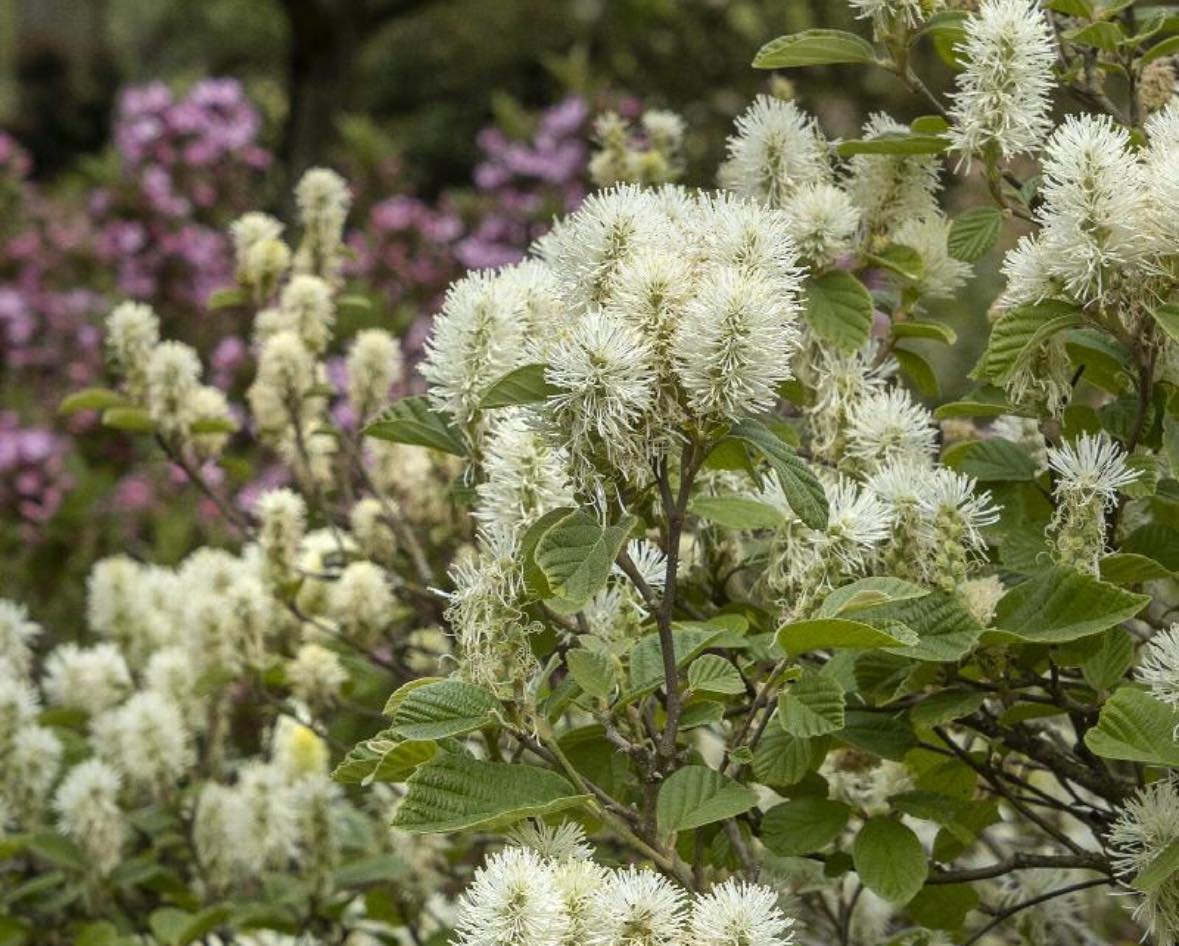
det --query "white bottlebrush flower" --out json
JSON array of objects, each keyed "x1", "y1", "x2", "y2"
[
  {"x1": 1144, "y1": 101, "x2": 1179, "y2": 248},
  {"x1": 1108, "y1": 779, "x2": 1179, "y2": 946},
  {"x1": 475, "y1": 409, "x2": 573, "y2": 540},
  {"x1": 230, "y1": 211, "x2": 284, "y2": 267},
  {"x1": 92, "y1": 691, "x2": 194, "y2": 793},
  {"x1": 553, "y1": 858, "x2": 612, "y2": 946},
  {"x1": 509, "y1": 820, "x2": 594, "y2": 861},
  {"x1": 422, "y1": 268, "x2": 531, "y2": 423},
  {"x1": 604, "y1": 248, "x2": 696, "y2": 366},
  {"x1": 998, "y1": 232, "x2": 1059, "y2": 308},
  {"x1": 105, "y1": 301, "x2": 160, "y2": 397},
  {"x1": 233, "y1": 761, "x2": 300, "y2": 875},
  {"x1": 279, "y1": 274, "x2": 336, "y2": 355},
  {"x1": 247, "y1": 330, "x2": 318, "y2": 433},
  {"x1": 674, "y1": 266, "x2": 801, "y2": 421},
  {"x1": 959, "y1": 574, "x2": 1007, "y2": 625},
  {"x1": 590, "y1": 867, "x2": 686, "y2": 946},
  {"x1": 617, "y1": 538, "x2": 668, "y2": 594},
  {"x1": 144, "y1": 645, "x2": 203, "y2": 723},
  {"x1": 453, "y1": 847, "x2": 569, "y2": 946},
  {"x1": 349, "y1": 496, "x2": 398, "y2": 563},
  {"x1": 328, "y1": 560, "x2": 395, "y2": 644},
  {"x1": 1036, "y1": 115, "x2": 1156, "y2": 303},
  {"x1": 271, "y1": 716, "x2": 331, "y2": 782},
  {"x1": 781, "y1": 181, "x2": 860, "y2": 266},
  {"x1": 539, "y1": 184, "x2": 674, "y2": 311},
  {"x1": 892, "y1": 215, "x2": 973, "y2": 300},
  {"x1": 145, "y1": 340, "x2": 202, "y2": 437},
  {"x1": 948, "y1": 0, "x2": 1056, "y2": 164},
  {"x1": 844, "y1": 387, "x2": 937, "y2": 471},
  {"x1": 546, "y1": 309, "x2": 658, "y2": 455},
  {"x1": 916, "y1": 468, "x2": 1001, "y2": 588},
  {"x1": 819, "y1": 476, "x2": 892, "y2": 573},
  {"x1": 719, "y1": 95, "x2": 830, "y2": 208},
  {"x1": 851, "y1": 0, "x2": 941, "y2": 31},
  {"x1": 1047, "y1": 432, "x2": 1140, "y2": 574},
  {"x1": 695, "y1": 192, "x2": 802, "y2": 292},
  {"x1": 53, "y1": 759, "x2": 126, "y2": 876},
  {"x1": 1137, "y1": 626, "x2": 1179, "y2": 710},
  {"x1": 294, "y1": 167, "x2": 351, "y2": 279},
  {"x1": 845, "y1": 113, "x2": 941, "y2": 237},
  {"x1": 0, "y1": 664, "x2": 39, "y2": 735},
  {"x1": 256, "y1": 487, "x2": 307, "y2": 579},
  {"x1": 1048, "y1": 432, "x2": 1140, "y2": 507},
  {"x1": 347, "y1": 328, "x2": 403, "y2": 422},
  {"x1": 2, "y1": 724, "x2": 63, "y2": 821},
  {"x1": 287, "y1": 641, "x2": 349, "y2": 705},
  {"x1": 686, "y1": 880, "x2": 795, "y2": 946},
  {"x1": 189, "y1": 385, "x2": 235, "y2": 459},
  {"x1": 0, "y1": 598, "x2": 39, "y2": 673},
  {"x1": 42, "y1": 642, "x2": 131, "y2": 716},
  {"x1": 193, "y1": 782, "x2": 248, "y2": 889}
]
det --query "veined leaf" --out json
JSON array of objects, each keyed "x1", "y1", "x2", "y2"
[
  {"x1": 853, "y1": 817, "x2": 928, "y2": 903},
  {"x1": 803, "y1": 270, "x2": 874, "y2": 354},
  {"x1": 656, "y1": 765, "x2": 757, "y2": 834},
  {"x1": 778, "y1": 673, "x2": 846, "y2": 737},
  {"x1": 391, "y1": 753, "x2": 587, "y2": 833},
  {"x1": 993, "y1": 566, "x2": 1149, "y2": 644},
  {"x1": 948, "y1": 207, "x2": 1003, "y2": 262},
  {"x1": 364, "y1": 396, "x2": 466, "y2": 456},
  {"x1": 566, "y1": 649, "x2": 616, "y2": 699},
  {"x1": 689, "y1": 495, "x2": 785, "y2": 530},
  {"x1": 479, "y1": 363, "x2": 560, "y2": 409},
  {"x1": 1084, "y1": 686, "x2": 1179, "y2": 766},
  {"x1": 391, "y1": 680, "x2": 500, "y2": 740},
  {"x1": 817, "y1": 577, "x2": 930, "y2": 618},
  {"x1": 753, "y1": 29, "x2": 876, "y2": 68},
  {"x1": 534, "y1": 510, "x2": 637, "y2": 609},
  {"x1": 761, "y1": 797, "x2": 850, "y2": 855},
  {"x1": 975, "y1": 300, "x2": 1082, "y2": 384},
  {"x1": 777, "y1": 617, "x2": 918, "y2": 655},
  {"x1": 687, "y1": 654, "x2": 745, "y2": 695},
  {"x1": 728, "y1": 419, "x2": 828, "y2": 529}
]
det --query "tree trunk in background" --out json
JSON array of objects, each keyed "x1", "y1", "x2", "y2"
[{"x1": 279, "y1": 0, "x2": 354, "y2": 180}]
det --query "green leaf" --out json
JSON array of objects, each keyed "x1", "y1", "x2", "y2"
[
  {"x1": 1066, "y1": 20, "x2": 1122, "y2": 51},
  {"x1": 761, "y1": 797, "x2": 851, "y2": 855},
  {"x1": 802, "y1": 270, "x2": 874, "y2": 354},
  {"x1": 853, "y1": 818, "x2": 928, "y2": 904},
  {"x1": 534, "y1": 511, "x2": 637, "y2": 609},
  {"x1": 1144, "y1": 35, "x2": 1179, "y2": 64},
  {"x1": 1099, "y1": 552, "x2": 1174, "y2": 584},
  {"x1": 689, "y1": 495, "x2": 785, "y2": 530},
  {"x1": 59, "y1": 387, "x2": 129, "y2": 415},
  {"x1": 519, "y1": 506, "x2": 575, "y2": 599},
  {"x1": 1134, "y1": 839, "x2": 1179, "y2": 892},
  {"x1": 892, "y1": 320, "x2": 957, "y2": 345},
  {"x1": 933, "y1": 386, "x2": 1023, "y2": 420},
  {"x1": 189, "y1": 416, "x2": 238, "y2": 435},
  {"x1": 1084, "y1": 687, "x2": 1179, "y2": 766},
  {"x1": 479, "y1": 363, "x2": 560, "y2": 409},
  {"x1": 895, "y1": 348, "x2": 938, "y2": 398},
  {"x1": 391, "y1": 752, "x2": 587, "y2": 833},
  {"x1": 207, "y1": 286, "x2": 247, "y2": 310},
  {"x1": 626, "y1": 624, "x2": 726, "y2": 699},
  {"x1": 993, "y1": 566, "x2": 1149, "y2": 643},
  {"x1": 567, "y1": 649, "x2": 616, "y2": 698},
  {"x1": 1080, "y1": 628, "x2": 1134, "y2": 691},
  {"x1": 687, "y1": 654, "x2": 745, "y2": 695},
  {"x1": 866, "y1": 244, "x2": 924, "y2": 281},
  {"x1": 391, "y1": 680, "x2": 500, "y2": 740},
  {"x1": 101, "y1": 407, "x2": 154, "y2": 433},
  {"x1": 656, "y1": 765, "x2": 757, "y2": 834},
  {"x1": 818, "y1": 577, "x2": 931, "y2": 618},
  {"x1": 751, "y1": 727, "x2": 825, "y2": 786},
  {"x1": 975, "y1": 300, "x2": 1083, "y2": 384},
  {"x1": 910, "y1": 690, "x2": 986, "y2": 729},
  {"x1": 948, "y1": 207, "x2": 1003, "y2": 262},
  {"x1": 838, "y1": 711, "x2": 917, "y2": 760},
  {"x1": 908, "y1": 883, "x2": 979, "y2": 932},
  {"x1": 728, "y1": 418, "x2": 828, "y2": 529},
  {"x1": 944, "y1": 438, "x2": 1039, "y2": 481},
  {"x1": 331, "y1": 734, "x2": 436, "y2": 785},
  {"x1": 1149, "y1": 303, "x2": 1179, "y2": 344},
  {"x1": 363, "y1": 396, "x2": 466, "y2": 456},
  {"x1": 753, "y1": 29, "x2": 876, "y2": 68},
  {"x1": 778, "y1": 673, "x2": 846, "y2": 737},
  {"x1": 856, "y1": 589, "x2": 986, "y2": 662},
  {"x1": 836, "y1": 135, "x2": 949, "y2": 156},
  {"x1": 776, "y1": 617, "x2": 918, "y2": 655}
]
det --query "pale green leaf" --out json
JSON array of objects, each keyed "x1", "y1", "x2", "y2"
[
  {"x1": 363, "y1": 396, "x2": 466, "y2": 456},
  {"x1": 1084, "y1": 687, "x2": 1179, "y2": 766},
  {"x1": 479, "y1": 363, "x2": 560, "y2": 409},
  {"x1": 656, "y1": 765, "x2": 757, "y2": 833},
  {"x1": 687, "y1": 654, "x2": 745, "y2": 695},
  {"x1": 993, "y1": 567, "x2": 1149, "y2": 643},
  {"x1": 728, "y1": 419, "x2": 828, "y2": 529},
  {"x1": 803, "y1": 270, "x2": 874, "y2": 354},
  {"x1": 753, "y1": 29, "x2": 876, "y2": 68},
  {"x1": 391, "y1": 680, "x2": 500, "y2": 740},
  {"x1": 778, "y1": 673, "x2": 846, "y2": 737},
  {"x1": 853, "y1": 817, "x2": 928, "y2": 903}
]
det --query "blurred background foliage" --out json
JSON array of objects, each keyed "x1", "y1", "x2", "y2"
[{"x1": 0, "y1": 0, "x2": 998, "y2": 624}]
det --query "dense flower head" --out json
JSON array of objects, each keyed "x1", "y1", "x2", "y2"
[
  {"x1": 846, "y1": 113, "x2": 941, "y2": 237},
  {"x1": 719, "y1": 95, "x2": 830, "y2": 208},
  {"x1": 948, "y1": 0, "x2": 1056, "y2": 164},
  {"x1": 1109, "y1": 779, "x2": 1179, "y2": 946}
]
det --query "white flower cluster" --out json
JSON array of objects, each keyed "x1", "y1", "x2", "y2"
[
  {"x1": 453, "y1": 825, "x2": 795, "y2": 946},
  {"x1": 105, "y1": 301, "x2": 235, "y2": 455},
  {"x1": 1109, "y1": 779, "x2": 1179, "y2": 946},
  {"x1": 589, "y1": 108, "x2": 687, "y2": 187},
  {"x1": 948, "y1": 0, "x2": 1056, "y2": 165}
]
